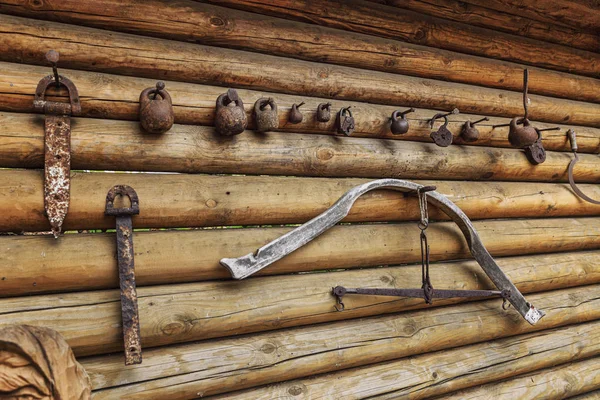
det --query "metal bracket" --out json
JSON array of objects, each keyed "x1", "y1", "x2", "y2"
[
  {"x1": 105, "y1": 185, "x2": 142, "y2": 365},
  {"x1": 34, "y1": 51, "x2": 81, "y2": 238},
  {"x1": 220, "y1": 179, "x2": 545, "y2": 325}
]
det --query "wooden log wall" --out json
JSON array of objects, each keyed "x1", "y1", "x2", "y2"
[{"x1": 0, "y1": 0, "x2": 599, "y2": 398}]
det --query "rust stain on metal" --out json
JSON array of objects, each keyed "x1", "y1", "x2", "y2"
[
  {"x1": 34, "y1": 51, "x2": 81, "y2": 238},
  {"x1": 105, "y1": 185, "x2": 142, "y2": 366}
]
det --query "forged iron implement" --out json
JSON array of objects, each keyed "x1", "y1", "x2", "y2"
[
  {"x1": 333, "y1": 186, "x2": 511, "y2": 312},
  {"x1": 567, "y1": 129, "x2": 600, "y2": 205},
  {"x1": 460, "y1": 117, "x2": 489, "y2": 142},
  {"x1": 316, "y1": 102, "x2": 332, "y2": 122},
  {"x1": 429, "y1": 108, "x2": 459, "y2": 147},
  {"x1": 523, "y1": 127, "x2": 559, "y2": 165},
  {"x1": 139, "y1": 81, "x2": 174, "y2": 134},
  {"x1": 220, "y1": 179, "x2": 545, "y2": 325},
  {"x1": 105, "y1": 185, "x2": 143, "y2": 365},
  {"x1": 34, "y1": 50, "x2": 81, "y2": 238},
  {"x1": 336, "y1": 106, "x2": 355, "y2": 136},
  {"x1": 493, "y1": 69, "x2": 537, "y2": 148},
  {"x1": 215, "y1": 88, "x2": 247, "y2": 136},
  {"x1": 390, "y1": 108, "x2": 415, "y2": 135},
  {"x1": 289, "y1": 102, "x2": 305, "y2": 124}
]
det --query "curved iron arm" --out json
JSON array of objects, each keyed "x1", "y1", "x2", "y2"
[{"x1": 220, "y1": 179, "x2": 545, "y2": 325}]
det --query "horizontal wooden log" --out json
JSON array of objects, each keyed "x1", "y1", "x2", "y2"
[
  {"x1": 441, "y1": 357, "x2": 600, "y2": 400},
  {"x1": 1, "y1": 251, "x2": 599, "y2": 358},
  {"x1": 461, "y1": 0, "x2": 600, "y2": 32},
  {"x1": 201, "y1": 0, "x2": 600, "y2": 78},
  {"x1": 3, "y1": 72, "x2": 600, "y2": 154},
  {"x1": 2, "y1": 114, "x2": 599, "y2": 182},
  {"x1": 3, "y1": 216, "x2": 600, "y2": 296},
  {"x1": 3, "y1": 169, "x2": 600, "y2": 233},
  {"x1": 0, "y1": 3, "x2": 598, "y2": 104},
  {"x1": 375, "y1": 0, "x2": 600, "y2": 52},
  {"x1": 82, "y1": 284, "x2": 600, "y2": 398},
  {"x1": 215, "y1": 321, "x2": 600, "y2": 399},
  {"x1": 1, "y1": 19, "x2": 600, "y2": 127},
  {"x1": 569, "y1": 390, "x2": 600, "y2": 400}
]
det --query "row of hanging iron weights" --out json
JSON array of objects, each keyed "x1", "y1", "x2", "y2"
[{"x1": 139, "y1": 76, "x2": 558, "y2": 165}]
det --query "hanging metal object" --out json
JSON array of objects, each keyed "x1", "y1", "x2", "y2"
[
  {"x1": 33, "y1": 50, "x2": 81, "y2": 238},
  {"x1": 139, "y1": 81, "x2": 174, "y2": 134},
  {"x1": 493, "y1": 69, "x2": 537, "y2": 148},
  {"x1": 390, "y1": 108, "x2": 415, "y2": 135},
  {"x1": 105, "y1": 185, "x2": 142, "y2": 366},
  {"x1": 254, "y1": 97, "x2": 279, "y2": 132},
  {"x1": 523, "y1": 127, "x2": 558, "y2": 165},
  {"x1": 215, "y1": 88, "x2": 247, "y2": 136},
  {"x1": 567, "y1": 129, "x2": 600, "y2": 205},
  {"x1": 429, "y1": 108, "x2": 459, "y2": 147},
  {"x1": 460, "y1": 117, "x2": 489, "y2": 142},
  {"x1": 316, "y1": 102, "x2": 332, "y2": 122},
  {"x1": 333, "y1": 186, "x2": 511, "y2": 312},
  {"x1": 336, "y1": 106, "x2": 355, "y2": 136},
  {"x1": 220, "y1": 179, "x2": 544, "y2": 325},
  {"x1": 288, "y1": 102, "x2": 305, "y2": 124}
]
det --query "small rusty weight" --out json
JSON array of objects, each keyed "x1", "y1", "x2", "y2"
[
  {"x1": 33, "y1": 50, "x2": 81, "y2": 238},
  {"x1": 524, "y1": 129, "x2": 546, "y2": 165},
  {"x1": 139, "y1": 81, "x2": 174, "y2": 134},
  {"x1": 336, "y1": 106, "x2": 355, "y2": 136},
  {"x1": 105, "y1": 185, "x2": 142, "y2": 366},
  {"x1": 508, "y1": 117, "x2": 538, "y2": 147},
  {"x1": 254, "y1": 97, "x2": 279, "y2": 132},
  {"x1": 288, "y1": 102, "x2": 305, "y2": 124},
  {"x1": 316, "y1": 102, "x2": 332, "y2": 122},
  {"x1": 460, "y1": 117, "x2": 489, "y2": 142},
  {"x1": 390, "y1": 108, "x2": 415, "y2": 135},
  {"x1": 215, "y1": 88, "x2": 247, "y2": 136}
]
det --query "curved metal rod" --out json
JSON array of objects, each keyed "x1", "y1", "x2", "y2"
[{"x1": 220, "y1": 179, "x2": 545, "y2": 324}]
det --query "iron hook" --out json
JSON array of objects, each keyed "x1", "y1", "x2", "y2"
[
  {"x1": 428, "y1": 108, "x2": 459, "y2": 128},
  {"x1": 46, "y1": 50, "x2": 60, "y2": 88}
]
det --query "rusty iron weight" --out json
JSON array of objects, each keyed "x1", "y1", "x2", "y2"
[
  {"x1": 105, "y1": 185, "x2": 142, "y2": 366},
  {"x1": 33, "y1": 50, "x2": 81, "y2": 238},
  {"x1": 220, "y1": 179, "x2": 545, "y2": 325}
]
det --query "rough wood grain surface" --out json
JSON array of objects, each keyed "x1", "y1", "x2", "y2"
[
  {"x1": 3, "y1": 77, "x2": 600, "y2": 152},
  {"x1": 199, "y1": 0, "x2": 600, "y2": 77},
  {"x1": 3, "y1": 169, "x2": 600, "y2": 233},
  {"x1": 2, "y1": 217, "x2": 600, "y2": 296},
  {"x1": 81, "y1": 284, "x2": 600, "y2": 398},
  {"x1": 375, "y1": 0, "x2": 600, "y2": 52},
  {"x1": 1, "y1": 17, "x2": 600, "y2": 126},
  {"x1": 460, "y1": 0, "x2": 600, "y2": 32},
  {"x1": 0, "y1": 2, "x2": 598, "y2": 103},
  {"x1": 1, "y1": 251, "x2": 599, "y2": 358},
  {"x1": 441, "y1": 357, "x2": 600, "y2": 399},
  {"x1": 214, "y1": 321, "x2": 600, "y2": 399},
  {"x1": 1, "y1": 114, "x2": 599, "y2": 182}
]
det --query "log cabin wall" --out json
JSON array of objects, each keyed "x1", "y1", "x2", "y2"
[{"x1": 0, "y1": 0, "x2": 599, "y2": 398}]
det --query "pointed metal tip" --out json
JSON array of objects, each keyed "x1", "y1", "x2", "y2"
[{"x1": 51, "y1": 226, "x2": 61, "y2": 239}]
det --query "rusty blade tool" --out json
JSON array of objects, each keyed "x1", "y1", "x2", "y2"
[
  {"x1": 220, "y1": 179, "x2": 545, "y2": 325},
  {"x1": 567, "y1": 129, "x2": 600, "y2": 205},
  {"x1": 105, "y1": 185, "x2": 142, "y2": 365},
  {"x1": 33, "y1": 50, "x2": 81, "y2": 238}
]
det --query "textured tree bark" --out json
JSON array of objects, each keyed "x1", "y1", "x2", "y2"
[
  {"x1": 212, "y1": 322, "x2": 600, "y2": 399},
  {"x1": 1, "y1": 114, "x2": 599, "y2": 182},
  {"x1": 2, "y1": 169, "x2": 600, "y2": 233},
  {"x1": 375, "y1": 0, "x2": 600, "y2": 52},
  {"x1": 2, "y1": 217, "x2": 600, "y2": 295},
  {"x1": 1, "y1": 16, "x2": 600, "y2": 126},
  {"x1": 81, "y1": 285, "x2": 600, "y2": 398},
  {"x1": 0, "y1": 252, "x2": 599, "y2": 358},
  {"x1": 441, "y1": 357, "x2": 600, "y2": 400},
  {"x1": 198, "y1": 0, "x2": 600, "y2": 77},
  {"x1": 0, "y1": 3, "x2": 598, "y2": 102}
]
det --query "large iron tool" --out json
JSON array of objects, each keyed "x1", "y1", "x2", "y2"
[{"x1": 220, "y1": 179, "x2": 545, "y2": 325}]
